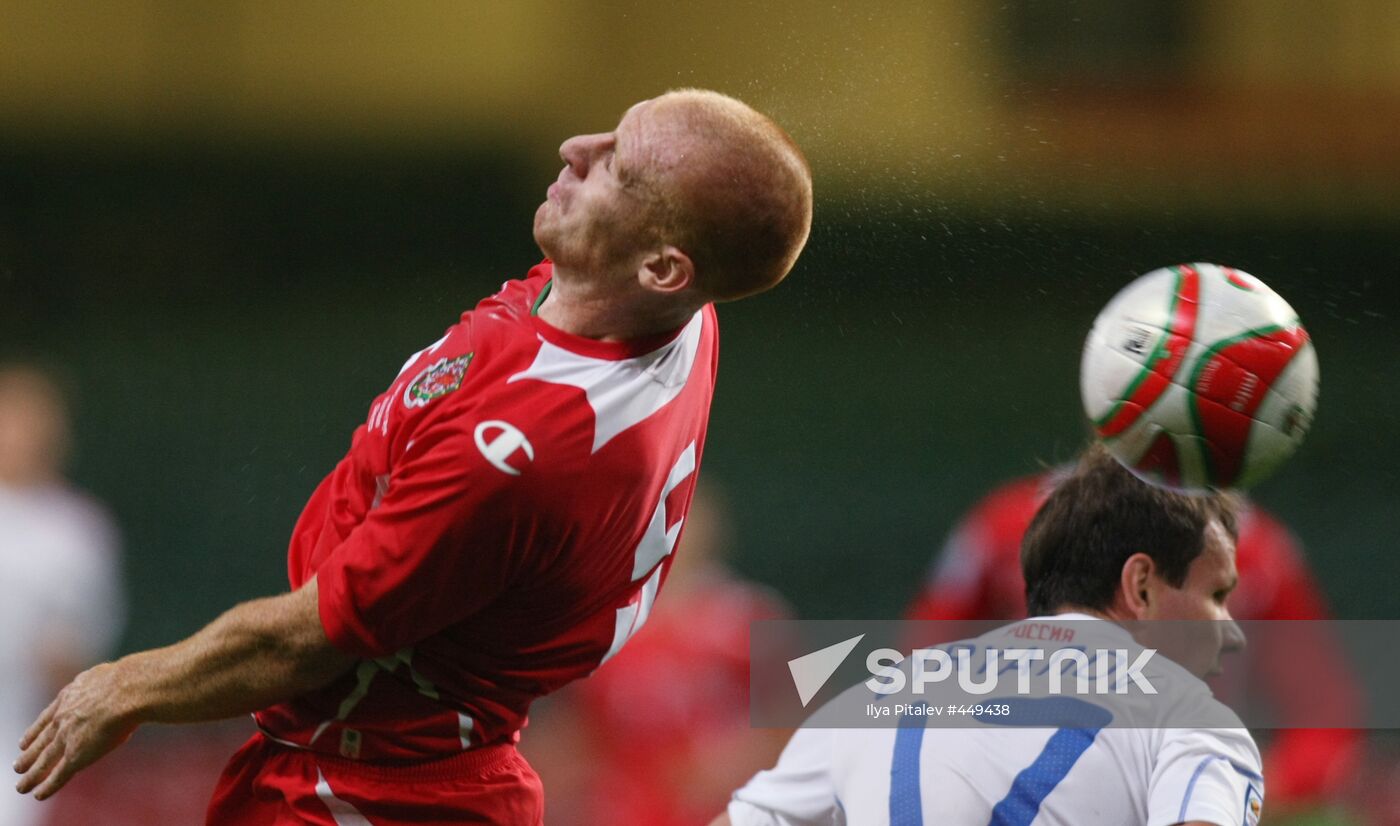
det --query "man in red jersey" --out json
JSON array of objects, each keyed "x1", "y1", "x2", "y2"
[
  {"x1": 13, "y1": 88, "x2": 813, "y2": 825},
  {"x1": 904, "y1": 471, "x2": 1363, "y2": 811}
]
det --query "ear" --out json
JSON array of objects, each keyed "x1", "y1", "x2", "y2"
[
  {"x1": 1119, "y1": 553, "x2": 1155, "y2": 619},
  {"x1": 638, "y1": 246, "x2": 695, "y2": 295}
]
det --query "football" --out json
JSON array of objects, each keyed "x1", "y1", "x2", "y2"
[{"x1": 1080, "y1": 263, "x2": 1319, "y2": 490}]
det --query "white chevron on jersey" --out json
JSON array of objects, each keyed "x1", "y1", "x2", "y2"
[{"x1": 508, "y1": 310, "x2": 704, "y2": 452}]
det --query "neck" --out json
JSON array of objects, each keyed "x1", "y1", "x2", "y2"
[
  {"x1": 539, "y1": 264, "x2": 697, "y2": 342},
  {"x1": 0, "y1": 466, "x2": 57, "y2": 489},
  {"x1": 1053, "y1": 605, "x2": 1121, "y2": 623}
]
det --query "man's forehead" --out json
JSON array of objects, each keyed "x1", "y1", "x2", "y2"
[
  {"x1": 615, "y1": 99, "x2": 655, "y2": 138},
  {"x1": 1201, "y1": 519, "x2": 1239, "y2": 571},
  {"x1": 616, "y1": 98, "x2": 683, "y2": 176}
]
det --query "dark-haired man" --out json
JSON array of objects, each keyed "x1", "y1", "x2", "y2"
[
  {"x1": 905, "y1": 470, "x2": 1360, "y2": 808},
  {"x1": 15, "y1": 89, "x2": 813, "y2": 825},
  {"x1": 716, "y1": 445, "x2": 1264, "y2": 826}
]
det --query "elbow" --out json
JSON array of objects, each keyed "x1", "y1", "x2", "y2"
[
  {"x1": 235, "y1": 592, "x2": 357, "y2": 694},
  {"x1": 280, "y1": 620, "x2": 358, "y2": 693}
]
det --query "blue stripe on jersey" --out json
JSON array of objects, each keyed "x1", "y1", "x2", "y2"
[
  {"x1": 987, "y1": 727, "x2": 1102, "y2": 826},
  {"x1": 888, "y1": 698, "x2": 1112, "y2": 826},
  {"x1": 889, "y1": 705, "x2": 927, "y2": 826},
  {"x1": 1177, "y1": 755, "x2": 1263, "y2": 822},
  {"x1": 1230, "y1": 759, "x2": 1263, "y2": 782}
]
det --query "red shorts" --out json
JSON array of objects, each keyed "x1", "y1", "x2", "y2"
[{"x1": 205, "y1": 733, "x2": 544, "y2": 825}]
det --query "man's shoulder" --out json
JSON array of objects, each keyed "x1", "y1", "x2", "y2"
[
  {"x1": 453, "y1": 263, "x2": 553, "y2": 347},
  {"x1": 473, "y1": 261, "x2": 552, "y2": 315},
  {"x1": 399, "y1": 264, "x2": 715, "y2": 467}
]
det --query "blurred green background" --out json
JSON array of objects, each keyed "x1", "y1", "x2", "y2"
[{"x1": 1, "y1": 0, "x2": 1396, "y2": 652}]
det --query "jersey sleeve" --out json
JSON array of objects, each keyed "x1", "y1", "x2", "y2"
[
  {"x1": 314, "y1": 412, "x2": 531, "y2": 659},
  {"x1": 1147, "y1": 726, "x2": 1264, "y2": 826},
  {"x1": 727, "y1": 728, "x2": 844, "y2": 826}
]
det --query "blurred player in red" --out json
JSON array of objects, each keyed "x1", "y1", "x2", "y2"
[
  {"x1": 13, "y1": 89, "x2": 813, "y2": 825},
  {"x1": 905, "y1": 470, "x2": 1363, "y2": 811},
  {"x1": 524, "y1": 484, "x2": 790, "y2": 826}
]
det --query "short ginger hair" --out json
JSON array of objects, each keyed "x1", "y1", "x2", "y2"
[{"x1": 645, "y1": 89, "x2": 813, "y2": 302}]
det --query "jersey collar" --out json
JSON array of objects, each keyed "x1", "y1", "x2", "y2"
[
  {"x1": 529, "y1": 279, "x2": 698, "y2": 361},
  {"x1": 1025, "y1": 612, "x2": 1137, "y2": 645}
]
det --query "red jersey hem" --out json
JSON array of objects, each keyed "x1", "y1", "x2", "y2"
[{"x1": 254, "y1": 733, "x2": 520, "y2": 781}]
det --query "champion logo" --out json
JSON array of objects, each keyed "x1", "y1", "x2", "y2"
[{"x1": 474, "y1": 420, "x2": 535, "y2": 476}]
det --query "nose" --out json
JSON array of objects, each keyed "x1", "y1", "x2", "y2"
[
  {"x1": 559, "y1": 132, "x2": 610, "y2": 178},
  {"x1": 1220, "y1": 616, "x2": 1246, "y2": 655}
]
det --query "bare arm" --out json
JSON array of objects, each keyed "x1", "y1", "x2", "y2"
[{"x1": 14, "y1": 577, "x2": 355, "y2": 799}]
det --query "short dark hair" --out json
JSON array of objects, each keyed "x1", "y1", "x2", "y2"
[{"x1": 1021, "y1": 444, "x2": 1239, "y2": 616}]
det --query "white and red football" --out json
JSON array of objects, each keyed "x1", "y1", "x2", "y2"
[{"x1": 1081, "y1": 263, "x2": 1319, "y2": 490}]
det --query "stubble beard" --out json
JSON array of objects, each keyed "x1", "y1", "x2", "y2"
[{"x1": 538, "y1": 204, "x2": 652, "y2": 282}]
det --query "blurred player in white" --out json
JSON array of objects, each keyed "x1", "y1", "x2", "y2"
[
  {"x1": 716, "y1": 446, "x2": 1264, "y2": 826},
  {"x1": 0, "y1": 365, "x2": 123, "y2": 826}
]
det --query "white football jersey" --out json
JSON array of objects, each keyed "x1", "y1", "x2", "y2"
[{"x1": 729, "y1": 615, "x2": 1264, "y2": 826}]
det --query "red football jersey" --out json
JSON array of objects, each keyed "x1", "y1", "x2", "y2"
[
  {"x1": 904, "y1": 472, "x2": 1362, "y2": 805},
  {"x1": 255, "y1": 262, "x2": 718, "y2": 762}
]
